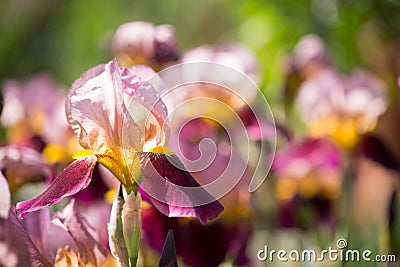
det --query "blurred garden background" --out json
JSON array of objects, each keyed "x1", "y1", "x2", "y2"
[{"x1": 1, "y1": 0, "x2": 400, "y2": 266}]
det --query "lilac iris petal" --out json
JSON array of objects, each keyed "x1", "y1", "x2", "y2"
[
  {"x1": 24, "y1": 209, "x2": 53, "y2": 261},
  {"x1": 138, "y1": 152, "x2": 224, "y2": 224},
  {"x1": 16, "y1": 156, "x2": 97, "y2": 219},
  {"x1": 6, "y1": 207, "x2": 53, "y2": 267},
  {"x1": 52, "y1": 199, "x2": 107, "y2": 266}
]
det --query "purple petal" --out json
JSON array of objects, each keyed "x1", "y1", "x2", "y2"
[
  {"x1": 273, "y1": 138, "x2": 341, "y2": 173},
  {"x1": 24, "y1": 209, "x2": 53, "y2": 260},
  {"x1": 0, "y1": 172, "x2": 10, "y2": 218},
  {"x1": 16, "y1": 156, "x2": 97, "y2": 219},
  {"x1": 111, "y1": 21, "x2": 178, "y2": 67},
  {"x1": 52, "y1": 199, "x2": 107, "y2": 266},
  {"x1": 182, "y1": 43, "x2": 260, "y2": 84},
  {"x1": 138, "y1": 152, "x2": 224, "y2": 224},
  {"x1": 0, "y1": 145, "x2": 54, "y2": 184},
  {"x1": 292, "y1": 34, "x2": 330, "y2": 70},
  {"x1": 6, "y1": 207, "x2": 53, "y2": 266}
]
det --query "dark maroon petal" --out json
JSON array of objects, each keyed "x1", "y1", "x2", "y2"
[
  {"x1": 358, "y1": 135, "x2": 399, "y2": 171},
  {"x1": 142, "y1": 205, "x2": 240, "y2": 267},
  {"x1": 16, "y1": 156, "x2": 97, "y2": 219},
  {"x1": 158, "y1": 230, "x2": 178, "y2": 267},
  {"x1": 52, "y1": 199, "x2": 107, "y2": 266},
  {"x1": 138, "y1": 152, "x2": 224, "y2": 224}
]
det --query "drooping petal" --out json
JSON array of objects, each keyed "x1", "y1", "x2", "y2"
[
  {"x1": 52, "y1": 199, "x2": 107, "y2": 266},
  {"x1": 138, "y1": 152, "x2": 224, "y2": 224},
  {"x1": 66, "y1": 60, "x2": 143, "y2": 156},
  {"x1": 0, "y1": 172, "x2": 10, "y2": 218},
  {"x1": 24, "y1": 209, "x2": 53, "y2": 261},
  {"x1": 6, "y1": 207, "x2": 53, "y2": 267},
  {"x1": 16, "y1": 156, "x2": 97, "y2": 218}
]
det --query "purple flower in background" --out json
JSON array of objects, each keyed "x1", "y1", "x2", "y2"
[
  {"x1": 112, "y1": 21, "x2": 179, "y2": 70},
  {"x1": 1, "y1": 74, "x2": 73, "y2": 147},
  {"x1": 182, "y1": 43, "x2": 259, "y2": 84},
  {"x1": 295, "y1": 69, "x2": 387, "y2": 149},
  {"x1": 284, "y1": 34, "x2": 331, "y2": 105},
  {"x1": 273, "y1": 137, "x2": 342, "y2": 200},
  {"x1": 0, "y1": 145, "x2": 53, "y2": 218},
  {"x1": 290, "y1": 34, "x2": 331, "y2": 75},
  {"x1": 272, "y1": 138, "x2": 342, "y2": 229},
  {"x1": 0, "y1": 74, "x2": 80, "y2": 165}
]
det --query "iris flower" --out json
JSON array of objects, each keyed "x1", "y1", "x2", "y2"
[
  {"x1": 0, "y1": 145, "x2": 53, "y2": 219},
  {"x1": 16, "y1": 59, "x2": 223, "y2": 224},
  {"x1": 112, "y1": 21, "x2": 179, "y2": 70},
  {"x1": 272, "y1": 138, "x2": 342, "y2": 229},
  {"x1": 295, "y1": 69, "x2": 387, "y2": 150}
]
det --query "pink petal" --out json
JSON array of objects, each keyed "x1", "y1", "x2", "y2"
[
  {"x1": 0, "y1": 172, "x2": 11, "y2": 218},
  {"x1": 52, "y1": 199, "x2": 107, "y2": 266},
  {"x1": 66, "y1": 60, "x2": 143, "y2": 155},
  {"x1": 24, "y1": 209, "x2": 53, "y2": 260},
  {"x1": 16, "y1": 156, "x2": 97, "y2": 219},
  {"x1": 120, "y1": 65, "x2": 170, "y2": 145},
  {"x1": 273, "y1": 138, "x2": 341, "y2": 173},
  {"x1": 138, "y1": 152, "x2": 224, "y2": 224}
]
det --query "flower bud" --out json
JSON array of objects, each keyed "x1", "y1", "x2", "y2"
[
  {"x1": 122, "y1": 191, "x2": 142, "y2": 267},
  {"x1": 108, "y1": 185, "x2": 129, "y2": 267}
]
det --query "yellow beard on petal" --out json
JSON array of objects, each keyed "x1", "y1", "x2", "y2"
[
  {"x1": 72, "y1": 149, "x2": 95, "y2": 159},
  {"x1": 148, "y1": 146, "x2": 173, "y2": 155}
]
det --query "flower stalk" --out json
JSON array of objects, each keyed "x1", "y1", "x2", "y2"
[
  {"x1": 122, "y1": 189, "x2": 142, "y2": 267},
  {"x1": 108, "y1": 183, "x2": 142, "y2": 267}
]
